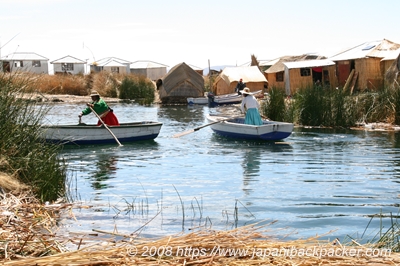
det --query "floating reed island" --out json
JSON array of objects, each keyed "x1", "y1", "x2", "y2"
[{"x1": 1, "y1": 191, "x2": 400, "y2": 265}]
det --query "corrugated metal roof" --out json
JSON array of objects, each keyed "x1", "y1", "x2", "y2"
[
  {"x1": 130, "y1": 60, "x2": 168, "y2": 69},
  {"x1": 94, "y1": 57, "x2": 131, "y2": 65},
  {"x1": 50, "y1": 55, "x2": 86, "y2": 64},
  {"x1": 101, "y1": 60, "x2": 127, "y2": 67},
  {"x1": 284, "y1": 59, "x2": 335, "y2": 69},
  {"x1": 329, "y1": 39, "x2": 400, "y2": 61},
  {"x1": 1, "y1": 52, "x2": 48, "y2": 61}
]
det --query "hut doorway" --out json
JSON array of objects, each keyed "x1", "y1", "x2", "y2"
[
  {"x1": 2, "y1": 61, "x2": 10, "y2": 72},
  {"x1": 337, "y1": 60, "x2": 355, "y2": 87},
  {"x1": 312, "y1": 67, "x2": 323, "y2": 85}
]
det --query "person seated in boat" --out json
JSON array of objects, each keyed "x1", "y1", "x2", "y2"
[
  {"x1": 240, "y1": 87, "x2": 263, "y2": 126},
  {"x1": 78, "y1": 91, "x2": 120, "y2": 126},
  {"x1": 235, "y1": 79, "x2": 246, "y2": 95}
]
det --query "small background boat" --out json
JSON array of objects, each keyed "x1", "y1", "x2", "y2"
[
  {"x1": 206, "y1": 115, "x2": 293, "y2": 141},
  {"x1": 187, "y1": 90, "x2": 262, "y2": 107},
  {"x1": 41, "y1": 121, "x2": 163, "y2": 145}
]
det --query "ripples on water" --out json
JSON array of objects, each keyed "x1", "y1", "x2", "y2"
[{"x1": 45, "y1": 103, "x2": 400, "y2": 242}]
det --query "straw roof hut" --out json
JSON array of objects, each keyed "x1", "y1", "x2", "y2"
[
  {"x1": 329, "y1": 39, "x2": 400, "y2": 91},
  {"x1": 156, "y1": 62, "x2": 204, "y2": 104},
  {"x1": 212, "y1": 66, "x2": 268, "y2": 95}
]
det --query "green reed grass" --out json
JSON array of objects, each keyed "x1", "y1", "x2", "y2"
[
  {"x1": 119, "y1": 75, "x2": 155, "y2": 105},
  {"x1": 0, "y1": 73, "x2": 67, "y2": 202},
  {"x1": 262, "y1": 87, "x2": 288, "y2": 122},
  {"x1": 293, "y1": 86, "x2": 359, "y2": 127}
]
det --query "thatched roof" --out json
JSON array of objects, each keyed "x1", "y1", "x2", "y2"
[{"x1": 161, "y1": 62, "x2": 204, "y2": 95}]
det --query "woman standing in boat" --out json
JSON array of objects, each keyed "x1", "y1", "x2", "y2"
[
  {"x1": 78, "y1": 91, "x2": 120, "y2": 126},
  {"x1": 240, "y1": 87, "x2": 263, "y2": 126}
]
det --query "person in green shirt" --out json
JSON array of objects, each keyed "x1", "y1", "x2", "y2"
[{"x1": 78, "y1": 91, "x2": 120, "y2": 126}]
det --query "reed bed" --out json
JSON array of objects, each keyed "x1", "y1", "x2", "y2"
[{"x1": 1, "y1": 195, "x2": 399, "y2": 266}]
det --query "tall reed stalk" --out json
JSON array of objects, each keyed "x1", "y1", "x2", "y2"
[{"x1": 0, "y1": 73, "x2": 67, "y2": 202}]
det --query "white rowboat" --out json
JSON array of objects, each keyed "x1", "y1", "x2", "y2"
[
  {"x1": 41, "y1": 121, "x2": 163, "y2": 145},
  {"x1": 206, "y1": 115, "x2": 293, "y2": 141}
]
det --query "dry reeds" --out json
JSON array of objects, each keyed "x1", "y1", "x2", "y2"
[
  {"x1": 0, "y1": 192, "x2": 70, "y2": 261},
  {"x1": 2, "y1": 202, "x2": 400, "y2": 266}
]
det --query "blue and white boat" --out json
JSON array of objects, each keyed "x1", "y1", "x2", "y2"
[
  {"x1": 187, "y1": 91, "x2": 262, "y2": 106},
  {"x1": 206, "y1": 115, "x2": 293, "y2": 141},
  {"x1": 41, "y1": 121, "x2": 163, "y2": 145}
]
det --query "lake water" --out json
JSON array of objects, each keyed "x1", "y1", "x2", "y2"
[{"x1": 44, "y1": 102, "x2": 400, "y2": 243}]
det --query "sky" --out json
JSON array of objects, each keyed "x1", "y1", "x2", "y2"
[{"x1": 1, "y1": 0, "x2": 400, "y2": 71}]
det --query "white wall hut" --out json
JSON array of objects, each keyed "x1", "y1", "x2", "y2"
[
  {"x1": 50, "y1": 55, "x2": 86, "y2": 75},
  {"x1": 90, "y1": 57, "x2": 131, "y2": 74},
  {"x1": 130, "y1": 60, "x2": 168, "y2": 80},
  {"x1": 1, "y1": 52, "x2": 49, "y2": 74}
]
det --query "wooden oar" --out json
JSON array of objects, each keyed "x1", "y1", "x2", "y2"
[
  {"x1": 89, "y1": 106, "x2": 123, "y2": 146},
  {"x1": 173, "y1": 116, "x2": 237, "y2": 138}
]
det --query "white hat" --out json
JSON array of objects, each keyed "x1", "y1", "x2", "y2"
[
  {"x1": 240, "y1": 87, "x2": 252, "y2": 95},
  {"x1": 90, "y1": 91, "x2": 100, "y2": 97}
]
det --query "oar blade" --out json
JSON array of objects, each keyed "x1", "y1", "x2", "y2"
[{"x1": 173, "y1": 129, "x2": 195, "y2": 138}]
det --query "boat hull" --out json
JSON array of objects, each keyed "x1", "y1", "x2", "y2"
[
  {"x1": 207, "y1": 115, "x2": 293, "y2": 141},
  {"x1": 187, "y1": 97, "x2": 208, "y2": 105},
  {"x1": 41, "y1": 121, "x2": 163, "y2": 145}
]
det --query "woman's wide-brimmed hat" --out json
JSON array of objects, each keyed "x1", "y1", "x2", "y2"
[
  {"x1": 90, "y1": 91, "x2": 100, "y2": 97},
  {"x1": 240, "y1": 87, "x2": 252, "y2": 95}
]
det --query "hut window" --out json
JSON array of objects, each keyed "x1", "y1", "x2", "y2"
[
  {"x1": 14, "y1": 61, "x2": 23, "y2": 67},
  {"x1": 276, "y1": 72, "x2": 284, "y2": 82},
  {"x1": 32, "y1": 61, "x2": 41, "y2": 67},
  {"x1": 300, "y1": 68, "x2": 311, "y2": 76},
  {"x1": 62, "y1": 63, "x2": 74, "y2": 71},
  {"x1": 111, "y1": 67, "x2": 119, "y2": 73}
]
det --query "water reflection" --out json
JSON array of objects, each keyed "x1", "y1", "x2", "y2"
[
  {"x1": 241, "y1": 149, "x2": 261, "y2": 196},
  {"x1": 54, "y1": 103, "x2": 400, "y2": 241},
  {"x1": 88, "y1": 154, "x2": 118, "y2": 191},
  {"x1": 157, "y1": 105, "x2": 205, "y2": 123}
]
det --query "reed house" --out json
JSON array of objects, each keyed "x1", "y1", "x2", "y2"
[
  {"x1": 283, "y1": 59, "x2": 337, "y2": 96},
  {"x1": 329, "y1": 39, "x2": 400, "y2": 91},
  {"x1": 156, "y1": 62, "x2": 204, "y2": 104}
]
